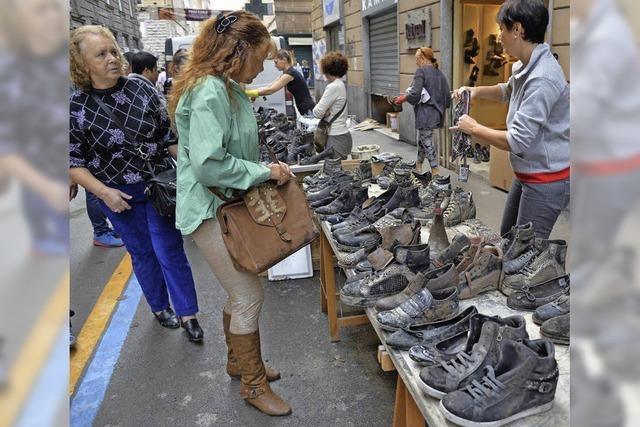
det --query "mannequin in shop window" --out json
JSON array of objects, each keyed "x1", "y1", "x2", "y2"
[
  {"x1": 451, "y1": 0, "x2": 569, "y2": 239},
  {"x1": 393, "y1": 47, "x2": 451, "y2": 175},
  {"x1": 250, "y1": 49, "x2": 316, "y2": 115}
]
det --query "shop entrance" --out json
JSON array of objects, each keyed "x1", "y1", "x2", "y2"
[
  {"x1": 367, "y1": 7, "x2": 399, "y2": 127},
  {"x1": 455, "y1": 0, "x2": 512, "y2": 131}
]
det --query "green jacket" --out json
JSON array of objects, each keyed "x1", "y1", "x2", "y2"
[{"x1": 175, "y1": 75, "x2": 271, "y2": 235}]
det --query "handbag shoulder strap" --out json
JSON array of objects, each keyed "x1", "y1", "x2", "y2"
[
  {"x1": 90, "y1": 91, "x2": 140, "y2": 148},
  {"x1": 327, "y1": 101, "x2": 347, "y2": 125}
]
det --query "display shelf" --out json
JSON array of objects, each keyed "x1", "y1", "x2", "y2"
[{"x1": 317, "y1": 220, "x2": 570, "y2": 427}]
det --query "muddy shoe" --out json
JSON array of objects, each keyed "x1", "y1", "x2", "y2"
[
  {"x1": 419, "y1": 314, "x2": 529, "y2": 399},
  {"x1": 376, "y1": 287, "x2": 459, "y2": 331},
  {"x1": 315, "y1": 187, "x2": 368, "y2": 218},
  {"x1": 457, "y1": 245, "x2": 503, "y2": 299},
  {"x1": 533, "y1": 293, "x2": 570, "y2": 326},
  {"x1": 428, "y1": 198, "x2": 451, "y2": 260},
  {"x1": 336, "y1": 244, "x2": 376, "y2": 269},
  {"x1": 391, "y1": 243, "x2": 430, "y2": 270},
  {"x1": 352, "y1": 160, "x2": 373, "y2": 183},
  {"x1": 378, "y1": 163, "x2": 416, "y2": 189},
  {"x1": 500, "y1": 222, "x2": 535, "y2": 262},
  {"x1": 409, "y1": 329, "x2": 469, "y2": 366},
  {"x1": 440, "y1": 339, "x2": 558, "y2": 426},
  {"x1": 375, "y1": 263, "x2": 455, "y2": 311},
  {"x1": 335, "y1": 231, "x2": 380, "y2": 253},
  {"x1": 501, "y1": 240, "x2": 567, "y2": 296},
  {"x1": 432, "y1": 234, "x2": 471, "y2": 269},
  {"x1": 503, "y1": 242, "x2": 541, "y2": 276},
  {"x1": 420, "y1": 174, "x2": 452, "y2": 207},
  {"x1": 386, "y1": 306, "x2": 477, "y2": 351},
  {"x1": 340, "y1": 264, "x2": 415, "y2": 307},
  {"x1": 507, "y1": 275, "x2": 570, "y2": 311},
  {"x1": 540, "y1": 313, "x2": 570, "y2": 345},
  {"x1": 443, "y1": 188, "x2": 476, "y2": 227}
]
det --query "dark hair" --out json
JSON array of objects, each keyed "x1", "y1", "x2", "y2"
[
  {"x1": 320, "y1": 51, "x2": 349, "y2": 78},
  {"x1": 276, "y1": 49, "x2": 294, "y2": 65},
  {"x1": 496, "y1": 0, "x2": 548, "y2": 44},
  {"x1": 131, "y1": 51, "x2": 158, "y2": 74},
  {"x1": 123, "y1": 51, "x2": 135, "y2": 68}
]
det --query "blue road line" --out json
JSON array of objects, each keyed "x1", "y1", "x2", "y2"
[
  {"x1": 16, "y1": 326, "x2": 68, "y2": 427},
  {"x1": 70, "y1": 275, "x2": 142, "y2": 427}
]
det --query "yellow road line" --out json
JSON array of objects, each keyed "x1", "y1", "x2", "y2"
[
  {"x1": 69, "y1": 253, "x2": 132, "y2": 397},
  {"x1": 0, "y1": 271, "x2": 69, "y2": 427}
]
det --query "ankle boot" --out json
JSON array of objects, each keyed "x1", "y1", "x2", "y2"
[
  {"x1": 223, "y1": 313, "x2": 280, "y2": 382},
  {"x1": 229, "y1": 330, "x2": 292, "y2": 416}
]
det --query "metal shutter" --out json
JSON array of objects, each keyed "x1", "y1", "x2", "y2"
[{"x1": 369, "y1": 10, "x2": 399, "y2": 96}]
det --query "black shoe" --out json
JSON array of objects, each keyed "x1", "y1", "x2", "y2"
[
  {"x1": 181, "y1": 318, "x2": 204, "y2": 343},
  {"x1": 153, "y1": 308, "x2": 180, "y2": 329}
]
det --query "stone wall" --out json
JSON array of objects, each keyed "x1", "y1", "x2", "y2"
[{"x1": 70, "y1": 0, "x2": 142, "y2": 51}]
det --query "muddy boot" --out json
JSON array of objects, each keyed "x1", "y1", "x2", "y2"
[
  {"x1": 432, "y1": 233, "x2": 471, "y2": 268},
  {"x1": 443, "y1": 188, "x2": 476, "y2": 227},
  {"x1": 428, "y1": 197, "x2": 451, "y2": 260},
  {"x1": 456, "y1": 245, "x2": 503, "y2": 299},
  {"x1": 223, "y1": 313, "x2": 280, "y2": 382},
  {"x1": 229, "y1": 330, "x2": 292, "y2": 416}
]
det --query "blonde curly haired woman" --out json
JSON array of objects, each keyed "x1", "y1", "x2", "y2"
[{"x1": 69, "y1": 25, "x2": 203, "y2": 342}]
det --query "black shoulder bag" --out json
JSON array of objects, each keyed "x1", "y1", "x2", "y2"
[
  {"x1": 313, "y1": 101, "x2": 347, "y2": 152},
  {"x1": 90, "y1": 92, "x2": 177, "y2": 217}
]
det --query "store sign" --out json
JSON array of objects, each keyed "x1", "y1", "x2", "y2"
[
  {"x1": 157, "y1": 7, "x2": 221, "y2": 21},
  {"x1": 405, "y1": 8, "x2": 432, "y2": 49},
  {"x1": 361, "y1": 0, "x2": 397, "y2": 18},
  {"x1": 323, "y1": 0, "x2": 341, "y2": 26}
]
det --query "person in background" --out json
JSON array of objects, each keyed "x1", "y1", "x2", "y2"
[
  {"x1": 304, "y1": 51, "x2": 351, "y2": 163},
  {"x1": 156, "y1": 66, "x2": 167, "y2": 93},
  {"x1": 163, "y1": 48, "x2": 189, "y2": 96},
  {"x1": 69, "y1": 25, "x2": 203, "y2": 343},
  {"x1": 394, "y1": 47, "x2": 451, "y2": 175},
  {"x1": 169, "y1": 11, "x2": 294, "y2": 417},
  {"x1": 123, "y1": 51, "x2": 135, "y2": 75},
  {"x1": 250, "y1": 49, "x2": 315, "y2": 115},
  {"x1": 129, "y1": 51, "x2": 160, "y2": 93},
  {"x1": 451, "y1": 0, "x2": 569, "y2": 239},
  {"x1": 301, "y1": 59, "x2": 311, "y2": 86}
]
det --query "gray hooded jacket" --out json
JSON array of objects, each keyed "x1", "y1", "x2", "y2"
[{"x1": 499, "y1": 43, "x2": 570, "y2": 175}]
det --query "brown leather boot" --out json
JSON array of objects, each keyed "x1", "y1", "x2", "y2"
[
  {"x1": 223, "y1": 312, "x2": 280, "y2": 381},
  {"x1": 229, "y1": 330, "x2": 292, "y2": 416}
]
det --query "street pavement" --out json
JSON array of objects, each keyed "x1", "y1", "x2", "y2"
[{"x1": 69, "y1": 129, "x2": 569, "y2": 426}]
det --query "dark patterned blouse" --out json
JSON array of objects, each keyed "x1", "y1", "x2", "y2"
[{"x1": 69, "y1": 77, "x2": 175, "y2": 185}]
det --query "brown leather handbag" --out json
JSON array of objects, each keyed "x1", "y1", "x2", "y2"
[{"x1": 210, "y1": 148, "x2": 319, "y2": 274}]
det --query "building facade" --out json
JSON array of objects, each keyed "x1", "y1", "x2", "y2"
[
  {"x1": 70, "y1": 0, "x2": 142, "y2": 52},
  {"x1": 311, "y1": 0, "x2": 570, "y2": 166}
]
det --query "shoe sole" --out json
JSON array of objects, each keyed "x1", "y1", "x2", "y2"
[
  {"x1": 439, "y1": 400, "x2": 554, "y2": 427},
  {"x1": 93, "y1": 240, "x2": 124, "y2": 248},
  {"x1": 339, "y1": 292, "x2": 379, "y2": 307},
  {"x1": 540, "y1": 329, "x2": 570, "y2": 346},
  {"x1": 418, "y1": 379, "x2": 447, "y2": 399}
]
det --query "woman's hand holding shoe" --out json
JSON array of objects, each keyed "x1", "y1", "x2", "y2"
[{"x1": 452, "y1": 86, "x2": 476, "y2": 101}]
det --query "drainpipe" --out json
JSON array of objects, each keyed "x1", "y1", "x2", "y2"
[{"x1": 547, "y1": 0, "x2": 554, "y2": 45}]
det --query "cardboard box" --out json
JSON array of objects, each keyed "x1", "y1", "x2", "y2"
[
  {"x1": 386, "y1": 112, "x2": 399, "y2": 132},
  {"x1": 489, "y1": 146, "x2": 515, "y2": 191}
]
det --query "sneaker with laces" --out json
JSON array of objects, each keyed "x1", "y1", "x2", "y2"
[
  {"x1": 93, "y1": 230, "x2": 125, "y2": 248},
  {"x1": 501, "y1": 240, "x2": 567, "y2": 296},
  {"x1": 443, "y1": 188, "x2": 476, "y2": 227},
  {"x1": 419, "y1": 314, "x2": 528, "y2": 399},
  {"x1": 440, "y1": 339, "x2": 558, "y2": 426}
]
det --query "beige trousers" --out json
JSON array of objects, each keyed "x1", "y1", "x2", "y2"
[{"x1": 190, "y1": 218, "x2": 264, "y2": 334}]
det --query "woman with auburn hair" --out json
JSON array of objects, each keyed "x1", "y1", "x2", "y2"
[
  {"x1": 394, "y1": 47, "x2": 451, "y2": 175},
  {"x1": 249, "y1": 49, "x2": 316, "y2": 115},
  {"x1": 69, "y1": 25, "x2": 203, "y2": 342},
  {"x1": 169, "y1": 11, "x2": 293, "y2": 416},
  {"x1": 301, "y1": 51, "x2": 351, "y2": 164}
]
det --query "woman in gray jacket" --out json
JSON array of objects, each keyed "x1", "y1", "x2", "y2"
[
  {"x1": 395, "y1": 47, "x2": 451, "y2": 175},
  {"x1": 452, "y1": 0, "x2": 569, "y2": 239}
]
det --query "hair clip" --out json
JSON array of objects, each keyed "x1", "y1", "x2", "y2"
[{"x1": 216, "y1": 12, "x2": 238, "y2": 34}]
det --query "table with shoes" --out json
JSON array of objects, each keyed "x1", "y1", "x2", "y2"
[{"x1": 306, "y1": 157, "x2": 570, "y2": 427}]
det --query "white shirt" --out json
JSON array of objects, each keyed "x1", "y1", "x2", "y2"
[{"x1": 313, "y1": 78, "x2": 348, "y2": 136}]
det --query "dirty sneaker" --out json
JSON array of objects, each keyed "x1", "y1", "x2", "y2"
[
  {"x1": 440, "y1": 338, "x2": 558, "y2": 426},
  {"x1": 376, "y1": 287, "x2": 459, "y2": 331},
  {"x1": 501, "y1": 240, "x2": 567, "y2": 296}
]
